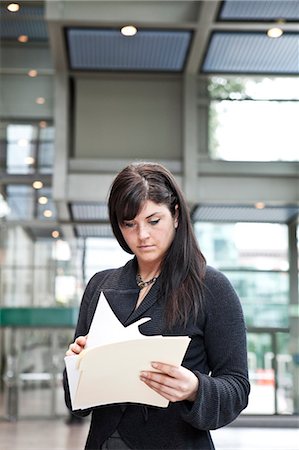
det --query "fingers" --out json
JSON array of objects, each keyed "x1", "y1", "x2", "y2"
[
  {"x1": 65, "y1": 335, "x2": 87, "y2": 356},
  {"x1": 140, "y1": 362, "x2": 199, "y2": 403}
]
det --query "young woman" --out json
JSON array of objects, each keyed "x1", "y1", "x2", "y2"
[{"x1": 64, "y1": 162, "x2": 250, "y2": 449}]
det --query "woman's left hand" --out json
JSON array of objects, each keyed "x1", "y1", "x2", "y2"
[{"x1": 140, "y1": 362, "x2": 199, "y2": 403}]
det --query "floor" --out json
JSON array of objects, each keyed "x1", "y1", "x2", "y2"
[{"x1": 0, "y1": 417, "x2": 299, "y2": 450}]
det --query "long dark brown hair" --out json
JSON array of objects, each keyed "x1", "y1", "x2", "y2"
[{"x1": 108, "y1": 162, "x2": 206, "y2": 329}]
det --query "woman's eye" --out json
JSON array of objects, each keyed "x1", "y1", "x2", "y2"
[
  {"x1": 123, "y1": 222, "x2": 134, "y2": 228},
  {"x1": 149, "y1": 219, "x2": 160, "y2": 225}
]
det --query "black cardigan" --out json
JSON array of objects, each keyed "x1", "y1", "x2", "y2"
[{"x1": 63, "y1": 259, "x2": 250, "y2": 449}]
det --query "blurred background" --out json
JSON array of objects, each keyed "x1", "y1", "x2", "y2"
[{"x1": 0, "y1": 0, "x2": 298, "y2": 446}]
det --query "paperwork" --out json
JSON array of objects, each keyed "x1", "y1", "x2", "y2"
[{"x1": 65, "y1": 292, "x2": 190, "y2": 410}]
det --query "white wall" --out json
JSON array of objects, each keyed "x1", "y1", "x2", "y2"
[
  {"x1": 74, "y1": 77, "x2": 182, "y2": 160},
  {"x1": 0, "y1": 74, "x2": 53, "y2": 119}
]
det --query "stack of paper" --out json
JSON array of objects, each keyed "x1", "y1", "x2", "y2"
[{"x1": 65, "y1": 293, "x2": 190, "y2": 410}]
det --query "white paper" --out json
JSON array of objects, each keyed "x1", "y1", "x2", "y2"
[
  {"x1": 85, "y1": 292, "x2": 151, "y2": 348},
  {"x1": 65, "y1": 293, "x2": 190, "y2": 410}
]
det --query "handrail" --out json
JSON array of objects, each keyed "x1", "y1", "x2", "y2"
[{"x1": 0, "y1": 307, "x2": 78, "y2": 327}]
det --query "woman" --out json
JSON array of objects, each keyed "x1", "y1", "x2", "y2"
[{"x1": 64, "y1": 162, "x2": 250, "y2": 449}]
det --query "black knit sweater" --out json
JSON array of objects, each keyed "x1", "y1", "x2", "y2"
[{"x1": 63, "y1": 259, "x2": 250, "y2": 449}]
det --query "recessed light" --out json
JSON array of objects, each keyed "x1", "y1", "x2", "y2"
[
  {"x1": 267, "y1": 28, "x2": 283, "y2": 38},
  {"x1": 36, "y1": 97, "x2": 45, "y2": 105},
  {"x1": 120, "y1": 25, "x2": 138, "y2": 37},
  {"x1": 25, "y1": 156, "x2": 35, "y2": 165},
  {"x1": 28, "y1": 69, "x2": 38, "y2": 77},
  {"x1": 43, "y1": 209, "x2": 53, "y2": 218},
  {"x1": 7, "y1": 3, "x2": 20, "y2": 12},
  {"x1": 38, "y1": 196, "x2": 48, "y2": 205},
  {"x1": 18, "y1": 35, "x2": 28, "y2": 43},
  {"x1": 52, "y1": 230, "x2": 60, "y2": 238},
  {"x1": 255, "y1": 202, "x2": 266, "y2": 209},
  {"x1": 32, "y1": 180, "x2": 43, "y2": 189}
]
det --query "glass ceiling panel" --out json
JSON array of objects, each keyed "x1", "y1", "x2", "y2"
[
  {"x1": 219, "y1": 0, "x2": 299, "y2": 21},
  {"x1": 67, "y1": 28, "x2": 192, "y2": 72},
  {"x1": 202, "y1": 32, "x2": 299, "y2": 75}
]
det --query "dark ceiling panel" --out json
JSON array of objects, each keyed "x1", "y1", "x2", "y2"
[
  {"x1": 219, "y1": 0, "x2": 299, "y2": 21},
  {"x1": 193, "y1": 205, "x2": 299, "y2": 224},
  {"x1": 75, "y1": 224, "x2": 113, "y2": 238},
  {"x1": 0, "y1": 4, "x2": 48, "y2": 41},
  {"x1": 71, "y1": 202, "x2": 109, "y2": 221},
  {"x1": 28, "y1": 226, "x2": 62, "y2": 240},
  {"x1": 71, "y1": 202, "x2": 113, "y2": 237},
  {"x1": 0, "y1": 19, "x2": 48, "y2": 41},
  {"x1": 66, "y1": 28, "x2": 192, "y2": 72},
  {"x1": 201, "y1": 32, "x2": 299, "y2": 74},
  {"x1": 1, "y1": 4, "x2": 45, "y2": 18}
]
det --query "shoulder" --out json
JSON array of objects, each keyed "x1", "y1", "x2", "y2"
[
  {"x1": 204, "y1": 265, "x2": 234, "y2": 289},
  {"x1": 203, "y1": 265, "x2": 241, "y2": 310},
  {"x1": 85, "y1": 257, "x2": 136, "y2": 292}
]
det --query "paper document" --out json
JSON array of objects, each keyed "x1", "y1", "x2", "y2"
[{"x1": 65, "y1": 293, "x2": 190, "y2": 410}]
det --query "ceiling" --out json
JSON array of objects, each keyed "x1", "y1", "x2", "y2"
[
  {"x1": 1, "y1": 0, "x2": 299, "y2": 239},
  {"x1": 1, "y1": 0, "x2": 299, "y2": 75}
]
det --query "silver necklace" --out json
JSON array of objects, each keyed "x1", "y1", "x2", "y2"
[{"x1": 136, "y1": 273, "x2": 157, "y2": 289}]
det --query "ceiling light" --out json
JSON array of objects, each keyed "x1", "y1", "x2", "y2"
[
  {"x1": 120, "y1": 25, "x2": 138, "y2": 37},
  {"x1": 255, "y1": 202, "x2": 266, "y2": 209},
  {"x1": 28, "y1": 69, "x2": 38, "y2": 77},
  {"x1": 267, "y1": 28, "x2": 283, "y2": 38},
  {"x1": 38, "y1": 196, "x2": 48, "y2": 205},
  {"x1": 32, "y1": 180, "x2": 43, "y2": 189},
  {"x1": 18, "y1": 35, "x2": 28, "y2": 43},
  {"x1": 39, "y1": 120, "x2": 47, "y2": 128},
  {"x1": 36, "y1": 97, "x2": 45, "y2": 105},
  {"x1": 25, "y1": 156, "x2": 35, "y2": 165},
  {"x1": 52, "y1": 230, "x2": 60, "y2": 239},
  {"x1": 7, "y1": 3, "x2": 20, "y2": 12},
  {"x1": 43, "y1": 209, "x2": 53, "y2": 218}
]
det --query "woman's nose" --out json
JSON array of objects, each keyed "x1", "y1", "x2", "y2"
[{"x1": 137, "y1": 224, "x2": 150, "y2": 240}]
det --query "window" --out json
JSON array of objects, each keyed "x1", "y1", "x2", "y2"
[
  {"x1": 194, "y1": 222, "x2": 289, "y2": 327},
  {"x1": 208, "y1": 77, "x2": 299, "y2": 161},
  {"x1": 84, "y1": 237, "x2": 132, "y2": 283},
  {"x1": 2, "y1": 121, "x2": 54, "y2": 174}
]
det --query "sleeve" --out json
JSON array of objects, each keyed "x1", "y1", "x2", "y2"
[
  {"x1": 63, "y1": 272, "x2": 104, "y2": 416},
  {"x1": 180, "y1": 268, "x2": 250, "y2": 430}
]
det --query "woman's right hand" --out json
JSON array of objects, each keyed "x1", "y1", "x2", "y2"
[{"x1": 66, "y1": 335, "x2": 88, "y2": 356}]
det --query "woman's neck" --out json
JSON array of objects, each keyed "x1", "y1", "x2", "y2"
[{"x1": 137, "y1": 264, "x2": 160, "y2": 282}]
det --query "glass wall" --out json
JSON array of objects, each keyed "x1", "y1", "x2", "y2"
[
  {"x1": 194, "y1": 221, "x2": 296, "y2": 415},
  {"x1": 1, "y1": 327, "x2": 74, "y2": 419},
  {"x1": 0, "y1": 119, "x2": 84, "y2": 419},
  {"x1": 0, "y1": 227, "x2": 83, "y2": 308},
  {"x1": 0, "y1": 118, "x2": 82, "y2": 307}
]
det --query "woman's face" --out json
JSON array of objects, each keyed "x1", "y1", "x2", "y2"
[{"x1": 119, "y1": 200, "x2": 178, "y2": 268}]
